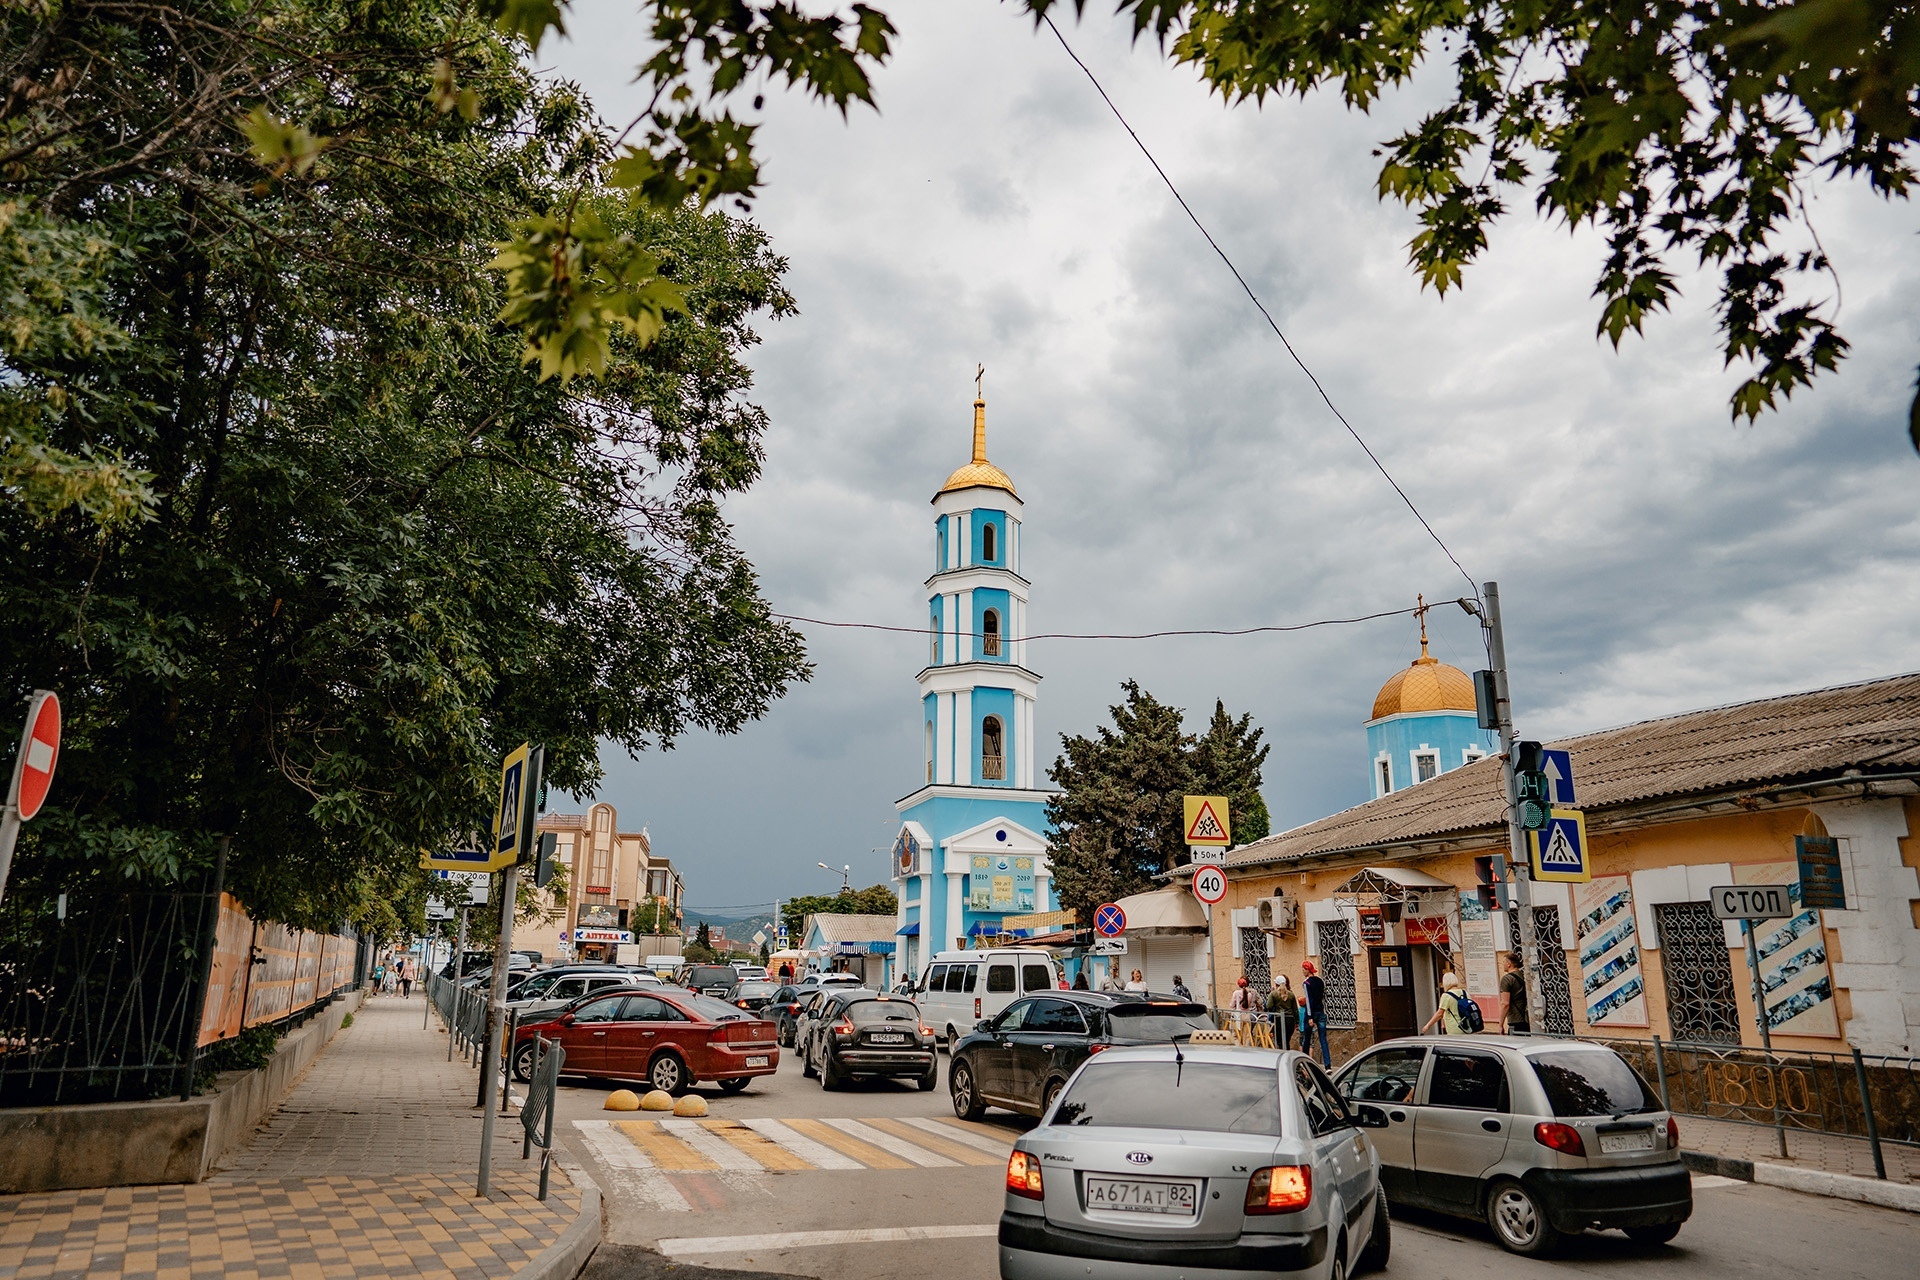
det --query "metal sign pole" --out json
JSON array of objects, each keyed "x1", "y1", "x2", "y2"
[
  {"x1": 1482, "y1": 582, "x2": 1547, "y2": 1031},
  {"x1": 1744, "y1": 925, "x2": 1788, "y2": 1158},
  {"x1": 448, "y1": 907, "x2": 468, "y2": 1061},
  {"x1": 477, "y1": 862, "x2": 519, "y2": 1195}
]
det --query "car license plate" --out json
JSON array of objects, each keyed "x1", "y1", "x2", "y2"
[
  {"x1": 1599, "y1": 1129, "x2": 1655, "y2": 1153},
  {"x1": 745, "y1": 1055, "x2": 769, "y2": 1067},
  {"x1": 1084, "y1": 1177, "x2": 1198, "y2": 1216},
  {"x1": 869, "y1": 1033, "x2": 907, "y2": 1044}
]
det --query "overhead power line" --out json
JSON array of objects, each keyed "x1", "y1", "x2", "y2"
[
  {"x1": 1040, "y1": 15, "x2": 1479, "y2": 600},
  {"x1": 773, "y1": 602, "x2": 1454, "y2": 641}
]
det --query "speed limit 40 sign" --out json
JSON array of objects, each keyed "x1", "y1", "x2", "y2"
[{"x1": 1191, "y1": 864, "x2": 1228, "y2": 905}]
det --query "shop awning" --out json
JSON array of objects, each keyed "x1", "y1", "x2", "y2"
[
  {"x1": 895, "y1": 921, "x2": 920, "y2": 936},
  {"x1": 1332, "y1": 866, "x2": 1459, "y2": 908},
  {"x1": 1113, "y1": 885, "x2": 1208, "y2": 937}
]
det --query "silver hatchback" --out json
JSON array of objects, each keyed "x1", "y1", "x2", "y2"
[
  {"x1": 1000, "y1": 1043, "x2": 1391, "y2": 1280},
  {"x1": 1332, "y1": 1035, "x2": 1691, "y2": 1256}
]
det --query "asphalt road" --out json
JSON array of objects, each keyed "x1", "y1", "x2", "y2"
[{"x1": 550, "y1": 1052, "x2": 1916, "y2": 1280}]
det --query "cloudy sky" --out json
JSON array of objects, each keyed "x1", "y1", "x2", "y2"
[{"x1": 544, "y1": 1, "x2": 1920, "y2": 917}]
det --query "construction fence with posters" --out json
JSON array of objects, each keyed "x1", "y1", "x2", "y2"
[{"x1": 0, "y1": 864, "x2": 363, "y2": 1107}]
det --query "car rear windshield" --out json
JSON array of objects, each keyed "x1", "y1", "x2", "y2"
[
  {"x1": 734, "y1": 982, "x2": 777, "y2": 997},
  {"x1": 689, "y1": 967, "x2": 737, "y2": 985},
  {"x1": 1105, "y1": 1003, "x2": 1215, "y2": 1042},
  {"x1": 847, "y1": 999, "x2": 918, "y2": 1024},
  {"x1": 1529, "y1": 1049, "x2": 1657, "y2": 1116},
  {"x1": 684, "y1": 994, "x2": 755, "y2": 1022},
  {"x1": 1054, "y1": 1061, "x2": 1282, "y2": 1135}
]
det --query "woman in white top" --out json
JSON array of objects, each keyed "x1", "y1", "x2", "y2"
[{"x1": 1124, "y1": 968, "x2": 1149, "y2": 992}]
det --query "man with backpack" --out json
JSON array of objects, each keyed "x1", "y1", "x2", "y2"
[{"x1": 1422, "y1": 971, "x2": 1482, "y2": 1034}]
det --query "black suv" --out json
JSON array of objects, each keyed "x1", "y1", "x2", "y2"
[
  {"x1": 802, "y1": 992, "x2": 937, "y2": 1091},
  {"x1": 683, "y1": 964, "x2": 742, "y2": 997},
  {"x1": 949, "y1": 992, "x2": 1214, "y2": 1120}
]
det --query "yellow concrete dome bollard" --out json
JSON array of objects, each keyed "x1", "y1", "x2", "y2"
[
  {"x1": 604, "y1": 1089, "x2": 641, "y2": 1111},
  {"x1": 671, "y1": 1094, "x2": 709, "y2": 1118},
  {"x1": 640, "y1": 1089, "x2": 676, "y2": 1111}
]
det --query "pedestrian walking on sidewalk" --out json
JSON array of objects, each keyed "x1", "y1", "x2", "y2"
[
  {"x1": 1500, "y1": 952, "x2": 1530, "y2": 1033},
  {"x1": 398, "y1": 958, "x2": 412, "y2": 999},
  {"x1": 1422, "y1": 971, "x2": 1470, "y2": 1034},
  {"x1": 1266, "y1": 975, "x2": 1298, "y2": 1050},
  {"x1": 1171, "y1": 975, "x2": 1192, "y2": 1001},
  {"x1": 1301, "y1": 960, "x2": 1330, "y2": 1066}
]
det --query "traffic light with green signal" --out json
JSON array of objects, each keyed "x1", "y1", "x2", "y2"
[{"x1": 1514, "y1": 740, "x2": 1552, "y2": 830}]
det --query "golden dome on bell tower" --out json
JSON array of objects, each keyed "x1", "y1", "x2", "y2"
[{"x1": 935, "y1": 370, "x2": 1017, "y2": 499}]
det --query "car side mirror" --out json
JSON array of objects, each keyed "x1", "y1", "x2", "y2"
[
  {"x1": 1355, "y1": 1104, "x2": 1391, "y2": 1130},
  {"x1": 558, "y1": 1012, "x2": 576, "y2": 1026},
  {"x1": 977, "y1": 1019, "x2": 994, "y2": 1033}
]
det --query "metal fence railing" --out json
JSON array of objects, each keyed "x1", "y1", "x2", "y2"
[
  {"x1": 429, "y1": 972, "x2": 489, "y2": 1064},
  {"x1": 1590, "y1": 1035, "x2": 1916, "y2": 1178}
]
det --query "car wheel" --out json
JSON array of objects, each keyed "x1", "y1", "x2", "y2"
[
  {"x1": 821, "y1": 1053, "x2": 846, "y2": 1091},
  {"x1": 1625, "y1": 1223, "x2": 1682, "y2": 1246},
  {"x1": 717, "y1": 1076, "x2": 751, "y2": 1094},
  {"x1": 1356, "y1": 1194, "x2": 1390, "y2": 1273},
  {"x1": 945, "y1": 1025, "x2": 960, "y2": 1054},
  {"x1": 1326, "y1": 1242, "x2": 1348, "y2": 1280},
  {"x1": 917, "y1": 1064, "x2": 939, "y2": 1091},
  {"x1": 800, "y1": 1042, "x2": 818, "y2": 1078},
  {"x1": 1041, "y1": 1078, "x2": 1065, "y2": 1116},
  {"x1": 511, "y1": 1040, "x2": 540, "y2": 1084},
  {"x1": 1486, "y1": 1179, "x2": 1560, "y2": 1257},
  {"x1": 950, "y1": 1058, "x2": 985, "y2": 1120},
  {"x1": 648, "y1": 1052, "x2": 688, "y2": 1096}
]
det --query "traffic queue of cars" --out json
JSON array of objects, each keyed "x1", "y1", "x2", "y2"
[{"x1": 476, "y1": 951, "x2": 1690, "y2": 1275}]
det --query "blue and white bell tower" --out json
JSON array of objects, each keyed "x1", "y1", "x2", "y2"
[{"x1": 892, "y1": 385, "x2": 1057, "y2": 978}]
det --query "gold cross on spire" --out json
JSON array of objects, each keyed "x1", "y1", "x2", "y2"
[
  {"x1": 975, "y1": 363, "x2": 985, "y2": 400},
  {"x1": 1415, "y1": 593, "x2": 1433, "y2": 660}
]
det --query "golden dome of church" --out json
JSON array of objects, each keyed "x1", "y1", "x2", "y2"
[
  {"x1": 1370, "y1": 642, "x2": 1477, "y2": 720},
  {"x1": 936, "y1": 395, "x2": 1017, "y2": 499}
]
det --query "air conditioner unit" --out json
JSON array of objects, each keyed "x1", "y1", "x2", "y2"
[{"x1": 1257, "y1": 896, "x2": 1299, "y2": 933}]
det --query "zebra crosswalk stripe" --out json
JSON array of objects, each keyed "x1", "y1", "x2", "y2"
[
  {"x1": 737, "y1": 1117, "x2": 863, "y2": 1169},
  {"x1": 821, "y1": 1117, "x2": 960, "y2": 1167},
  {"x1": 657, "y1": 1118, "x2": 766, "y2": 1171},
  {"x1": 899, "y1": 1116, "x2": 1014, "y2": 1157},
  {"x1": 571, "y1": 1120, "x2": 693, "y2": 1212}
]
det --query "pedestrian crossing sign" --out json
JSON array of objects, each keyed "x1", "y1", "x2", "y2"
[{"x1": 1529, "y1": 808, "x2": 1591, "y2": 882}]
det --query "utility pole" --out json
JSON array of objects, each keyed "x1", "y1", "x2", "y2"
[{"x1": 1479, "y1": 582, "x2": 1547, "y2": 1033}]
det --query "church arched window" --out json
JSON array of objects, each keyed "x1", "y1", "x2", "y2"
[
  {"x1": 982, "y1": 609, "x2": 1002, "y2": 657},
  {"x1": 982, "y1": 522, "x2": 997, "y2": 562},
  {"x1": 982, "y1": 716, "x2": 1006, "y2": 780}
]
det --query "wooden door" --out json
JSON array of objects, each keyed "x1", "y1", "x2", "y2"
[{"x1": 1368, "y1": 946, "x2": 1418, "y2": 1041}]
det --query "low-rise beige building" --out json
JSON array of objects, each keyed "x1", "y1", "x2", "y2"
[{"x1": 1214, "y1": 672, "x2": 1920, "y2": 1063}]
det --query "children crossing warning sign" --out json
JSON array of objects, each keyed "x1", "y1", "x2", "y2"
[
  {"x1": 1183, "y1": 795, "x2": 1232, "y2": 848},
  {"x1": 1529, "y1": 808, "x2": 1591, "y2": 883}
]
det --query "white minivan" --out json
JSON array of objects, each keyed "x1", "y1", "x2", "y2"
[{"x1": 915, "y1": 949, "x2": 1062, "y2": 1049}]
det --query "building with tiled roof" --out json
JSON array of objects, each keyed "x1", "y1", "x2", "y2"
[{"x1": 1214, "y1": 671, "x2": 1920, "y2": 1061}]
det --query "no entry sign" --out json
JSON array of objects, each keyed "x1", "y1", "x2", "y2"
[
  {"x1": 1, "y1": 689, "x2": 61, "y2": 910},
  {"x1": 9, "y1": 691, "x2": 60, "y2": 821}
]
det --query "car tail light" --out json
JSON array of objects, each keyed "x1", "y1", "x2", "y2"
[
  {"x1": 1534, "y1": 1122, "x2": 1586, "y2": 1156},
  {"x1": 1006, "y1": 1151, "x2": 1044, "y2": 1200},
  {"x1": 737, "y1": 1000, "x2": 751, "y2": 1008},
  {"x1": 1086, "y1": 1043, "x2": 1109, "y2": 1054},
  {"x1": 974, "y1": 998, "x2": 982, "y2": 1018},
  {"x1": 833, "y1": 1018, "x2": 854, "y2": 1038},
  {"x1": 920, "y1": 1024, "x2": 935, "y2": 1037},
  {"x1": 1666, "y1": 1116, "x2": 1680, "y2": 1148},
  {"x1": 1244, "y1": 1165, "x2": 1311, "y2": 1214}
]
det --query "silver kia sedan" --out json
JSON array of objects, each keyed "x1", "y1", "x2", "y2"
[
  {"x1": 999, "y1": 1040, "x2": 1391, "y2": 1280},
  {"x1": 1332, "y1": 1035, "x2": 1691, "y2": 1256}
]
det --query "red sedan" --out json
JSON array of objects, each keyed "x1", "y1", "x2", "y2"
[{"x1": 511, "y1": 987, "x2": 778, "y2": 1094}]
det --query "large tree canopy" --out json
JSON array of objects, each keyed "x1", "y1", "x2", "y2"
[
  {"x1": 1035, "y1": 0, "x2": 1919, "y2": 439},
  {"x1": 0, "y1": 0, "x2": 808, "y2": 930},
  {"x1": 1045, "y1": 683, "x2": 1271, "y2": 925}
]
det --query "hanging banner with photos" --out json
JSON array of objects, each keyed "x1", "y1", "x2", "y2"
[
  {"x1": 1739, "y1": 860, "x2": 1840, "y2": 1037},
  {"x1": 1575, "y1": 875, "x2": 1647, "y2": 1028},
  {"x1": 970, "y1": 854, "x2": 1037, "y2": 912}
]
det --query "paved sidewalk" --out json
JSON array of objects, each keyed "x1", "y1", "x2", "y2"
[
  {"x1": 1682, "y1": 1113, "x2": 1920, "y2": 1183},
  {"x1": 0, "y1": 994, "x2": 582, "y2": 1280}
]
